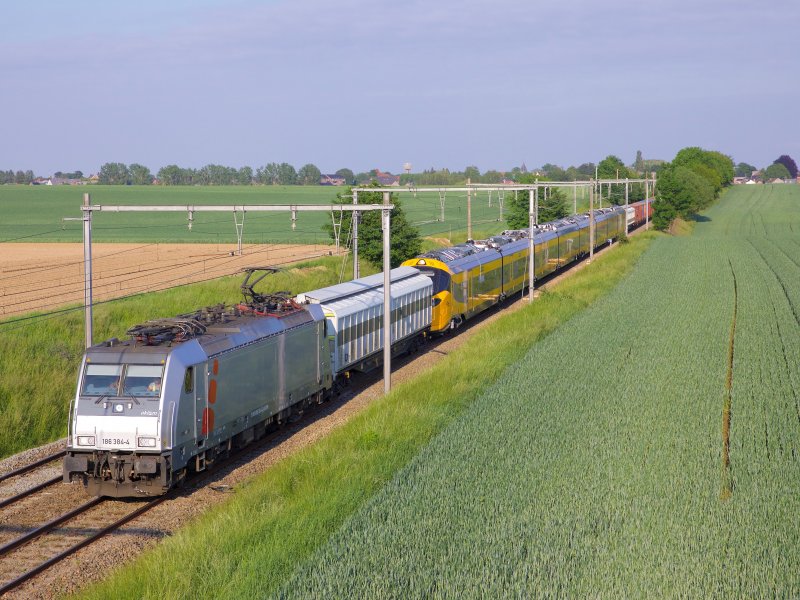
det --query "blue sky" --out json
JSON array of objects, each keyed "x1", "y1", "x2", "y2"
[{"x1": 1, "y1": 0, "x2": 797, "y2": 175}]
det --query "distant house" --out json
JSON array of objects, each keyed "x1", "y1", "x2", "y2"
[
  {"x1": 733, "y1": 176, "x2": 748, "y2": 185},
  {"x1": 47, "y1": 177, "x2": 84, "y2": 185},
  {"x1": 374, "y1": 169, "x2": 400, "y2": 186},
  {"x1": 88, "y1": 174, "x2": 100, "y2": 184},
  {"x1": 769, "y1": 178, "x2": 786, "y2": 184},
  {"x1": 320, "y1": 174, "x2": 346, "y2": 186},
  {"x1": 501, "y1": 178, "x2": 515, "y2": 185}
]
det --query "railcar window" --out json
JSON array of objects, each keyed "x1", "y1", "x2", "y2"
[
  {"x1": 418, "y1": 267, "x2": 451, "y2": 295},
  {"x1": 82, "y1": 364, "x2": 122, "y2": 396},
  {"x1": 184, "y1": 367, "x2": 194, "y2": 393},
  {"x1": 123, "y1": 365, "x2": 165, "y2": 397}
]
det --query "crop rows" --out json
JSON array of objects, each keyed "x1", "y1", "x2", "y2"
[{"x1": 276, "y1": 185, "x2": 800, "y2": 597}]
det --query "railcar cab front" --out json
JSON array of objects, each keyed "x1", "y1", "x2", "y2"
[{"x1": 402, "y1": 257, "x2": 452, "y2": 333}]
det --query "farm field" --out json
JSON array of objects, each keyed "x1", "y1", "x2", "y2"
[
  {"x1": 0, "y1": 241, "x2": 333, "y2": 318},
  {"x1": 269, "y1": 184, "x2": 800, "y2": 597},
  {"x1": 0, "y1": 185, "x2": 513, "y2": 245}
]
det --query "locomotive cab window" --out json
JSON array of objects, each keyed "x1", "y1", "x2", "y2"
[
  {"x1": 124, "y1": 365, "x2": 165, "y2": 397},
  {"x1": 81, "y1": 364, "x2": 122, "y2": 396}
]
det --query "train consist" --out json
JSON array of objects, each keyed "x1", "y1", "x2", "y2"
[{"x1": 64, "y1": 200, "x2": 652, "y2": 497}]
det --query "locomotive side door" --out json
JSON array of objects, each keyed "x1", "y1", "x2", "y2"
[{"x1": 194, "y1": 361, "x2": 208, "y2": 444}]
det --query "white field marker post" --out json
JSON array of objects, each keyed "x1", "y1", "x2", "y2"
[{"x1": 382, "y1": 192, "x2": 392, "y2": 394}]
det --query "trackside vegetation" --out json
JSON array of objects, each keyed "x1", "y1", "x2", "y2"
[
  {"x1": 653, "y1": 146, "x2": 734, "y2": 230},
  {"x1": 0, "y1": 256, "x2": 366, "y2": 458},
  {"x1": 77, "y1": 232, "x2": 657, "y2": 599},
  {"x1": 273, "y1": 185, "x2": 800, "y2": 597}
]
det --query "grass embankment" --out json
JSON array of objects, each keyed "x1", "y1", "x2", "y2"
[
  {"x1": 79, "y1": 231, "x2": 657, "y2": 599},
  {"x1": 0, "y1": 256, "x2": 364, "y2": 458}
]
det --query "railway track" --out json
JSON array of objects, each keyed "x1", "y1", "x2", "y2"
[
  {"x1": 0, "y1": 450, "x2": 164, "y2": 595},
  {"x1": 0, "y1": 451, "x2": 65, "y2": 513},
  {"x1": 0, "y1": 494, "x2": 165, "y2": 595}
]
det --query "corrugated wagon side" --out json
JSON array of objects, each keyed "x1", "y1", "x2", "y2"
[{"x1": 297, "y1": 267, "x2": 433, "y2": 377}]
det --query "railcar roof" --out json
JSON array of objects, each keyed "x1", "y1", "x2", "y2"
[
  {"x1": 86, "y1": 305, "x2": 324, "y2": 361},
  {"x1": 296, "y1": 266, "x2": 421, "y2": 305}
]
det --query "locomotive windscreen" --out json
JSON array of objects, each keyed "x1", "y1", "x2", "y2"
[
  {"x1": 81, "y1": 363, "x2": 164, "y2": 398},
  {"x1": 416, "y1": 267, "x2": 451, "y2": 295}
]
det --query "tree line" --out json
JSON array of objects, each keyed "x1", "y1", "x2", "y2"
[
  {"x1": 653, "y1": 147, "x2": 735, "y2": 230},
  {"x1": 3, "y1": 151, "x2": 665, "y2": 187},
  {"x1": 734, "y1": 155, "x2": 798, "y2": 181},
  {"x1": 0, "y1": 170, "x2": 35, "y2": 184}
]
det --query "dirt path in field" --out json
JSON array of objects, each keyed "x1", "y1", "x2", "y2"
[
  {"x1": 0, "y1": 229, "x2": 647, "y2": 599},
  {"x1": 0, "y1": 242, "x2": 335, "y2": 319}
]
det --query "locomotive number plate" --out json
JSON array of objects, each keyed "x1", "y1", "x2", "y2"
[{"x1": 102, "y1": 438, "x2": 131, "y2": 445}]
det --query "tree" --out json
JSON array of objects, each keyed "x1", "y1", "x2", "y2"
[
  {"x1": 464, "y1": 165, "x2": 481, "y2": 181},
  {"x1": 634, "y1": 150, "x2": 644, "y2": 173},
  {"x1": 541, "y1": 164, "x2": 567, "y2": 181},
  {"x1": 504, "y1": 174, "x2": 568, "y2": 228},
  {"x1": 256, "y1": 163, "x2": 280, "y2": 185},
  {"x1": 735, "y1": 162, "x2": 757, "y2": 178},
  {"x1": 99, "y1": 162, "x2": 130, "y2": 185},
  {"x1": 773, "y1": 155, "x2": 798, "y2": 179},
  {"x1": 671, "y1": 147, "x2": 734, "y2": 191},
  {"x1": 597, "y1": 155, "x2": 628, "y2": 179},
  {"x1": 323, "y1": 186, "x2": 421, "y2": 268},
  {"x1": 238, "y1": 166, "x2": 253, "y2": 185},
  {"x1": 335, "y1": 168, "x2": 354, "y2": 184},
  {"x1": 297, "y1": 163, "x2": 322, "y2": 186},
  {"x1": 481, "y1": 170, "x2": 504, "y2": 184},
  {"x1": 276, "y1": 163, "x2": 297, "y2": 185},
  {"x1": 128, "y1": 163, "x2": 153, "y2": 185},
  {"x1": 576, "y1": 163, "x2": 596, "y2": 178},
  {"x1": 653, "y1": 162, "x2": 715, "y2": 229},
  {"x1": 157, "y1": 165, "x2": 183, "y2": 185},
  {"x1": 597, "y1": 155, "x2": 636, "y2": 203},
  {"x1": 763, "y1": 163, "x2": 791, "y2": 180}
]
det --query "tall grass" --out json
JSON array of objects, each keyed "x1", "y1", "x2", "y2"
[
  {"x1": 0, "y1": 255, "x2": 364, "y2": 458},
  {"x1": 77, "y1": 232, "x2": 657, "y2": 599}
]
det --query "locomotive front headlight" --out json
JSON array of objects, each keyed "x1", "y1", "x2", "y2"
[
  {"x1": 77, "y1": 435, "x2": 95, "y2": 446},
  {"x1": 137, "y1": 437, "x2": 157, "y2": 448},
  {"x1": 113, "y1": 404, "x2": 124, "y2": 413}
]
